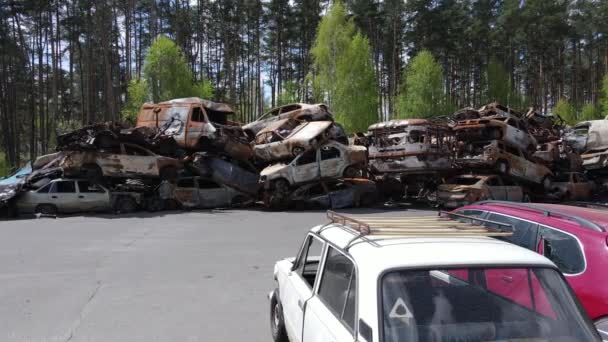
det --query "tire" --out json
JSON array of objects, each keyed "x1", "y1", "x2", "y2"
[
  {"x1": 343, "y1": 166, "x2": 361, "y2": 178},
  {"x1": 159, "y1": 166, "x2": 178, "y2": 181},
  {"x1": 35, "y1": 204, "x2": 57, "y2": 216},
  {"x1": 496, "y1": 160, "x2": 509, "y2": 174},
  {"x1": 115, "y1": 196, "x2": 137, "y2": 214},
  {"x1": 270, "y1": 290, "x2": 289, "y2": 342},
  {"x1": 273, "y1": 179, "x2": 290, "y2": 193},
  {"x1": 81, "y1": 164, "x2": 103, "y2": 181}
]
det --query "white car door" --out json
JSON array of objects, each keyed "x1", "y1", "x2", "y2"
[
  {"x1": 303, "y1": 246, "x2": 357, "y2": 342},
  {"x1": 49, "y1": 180, "x2": 79, "y2": 212},
  {"x1": 319, "y1": 145, "x2": 343, "y2": 179},
  {"x1": 291, "y1": 150, "x2": 320, "y2": 184},
  {"x1": 76, "y1": 181, "x2": 110, "y2": 211},
  {"x1": 279, "y1": 234, "x2": 325, "y2": 342}
]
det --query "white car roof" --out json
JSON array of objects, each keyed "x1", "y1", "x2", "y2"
[{"x1": 311, "y1": 223, "x2": 556, "y2": 271}]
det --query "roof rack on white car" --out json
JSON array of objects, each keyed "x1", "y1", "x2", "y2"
[{"x1": 326, "y1": 210, "x2": 513, "y2": 250}]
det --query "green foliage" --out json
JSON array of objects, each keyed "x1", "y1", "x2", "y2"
[
  {"x1": 485, "y1": 58, "x2": 511, "y2": 104},
  {"x1": 334, "y1": 33, "x2": 378, "y2": 132},
  {"x1": 311, "y1": 1, "x2": 355, "y2": 105},
  {"x1": 553, "y1": 99, "x2": 576, "y2": 125},
  {"x1": 580, "y1": 103, "x2": 600, "y2": 121},
  {"x1": 144, "y1": 36, "x2": 197, "y2": 102},
  {"x1": 192, "y1": 79, "x2": 215, "y2": 99},
  {"x1": 397, "y1": 50, "x2": 447, "y2": 118},
  {"x1": 122, "y1": 79, "x2": 149, "y2": 123},
  {"x1": 602, "y1": 74, "x2": 608, "y2": 118},
  {"x1": 277, "y1": 81, "x2": 300, "y2": 106}
]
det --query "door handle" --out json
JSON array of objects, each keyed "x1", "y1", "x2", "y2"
[
  {"x1": 297, "y1": 299, "x2": 304, "y2": 310},
  {"x1": 51, "y1": 196, "x2": 57, "y2": 199},
  {"x1": 78, "y1": 196, "x2": 84, "y2": 198},
  {"x1": 501, "y1": 275, "x2": 513, "y2": 283}
]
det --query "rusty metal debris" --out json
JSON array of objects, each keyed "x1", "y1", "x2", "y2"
[{"x1": 4, "y1": 99, "x2": 608, "y2": 217}]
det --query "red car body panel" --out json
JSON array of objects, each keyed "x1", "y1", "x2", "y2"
[{"x1": 454, "y1": 202, "x2": 608, "y2": 322}]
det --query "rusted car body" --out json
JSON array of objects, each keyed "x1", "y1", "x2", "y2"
[
  {"x1": 533, "y1": 141, "x2": 582, "y2": 171},
  {"x1": 456, "y1": 140, "x2": 553, "y2": 187},
  {"x1": 135, "y1": 97, "x2": 237, "y2": 150},
  {"x1": 260, "y1": 141, "x2": 367, "y2": 189},
  {"x1": 59, "y1": 143, "x2": 182, "y2": 180},
  {"x1": 453, "y1": 114, "x2": 537, "y2": 152},
  {"x1": 524, "y1": 109, "x2": 561, "y2": 144},
  {"x1": 367, "y1": 119, "x2": 453, "y2": 174},
  {"x1": 174, "y1": 176, "x2": 249, "y2": 209},
  {"x1": 550, "y1": 172, "x2": 595, "y2": 201},
  {"x1": 289, "y1": 178, "x2": 378, "y2": 209},
  {"x1": 478, "y1": 102, "x2": 523, "y2": 118},
  {"x1": 253, "y1": 120, "x2": 334, "y2": 161},
  {"x1": 437, "y1": 174, "x2": 526, "y2": 208},
  {"x1": 242, "y1": 103, "x2": 333, "y2": 137},
  {"x1": 581, "y1": 147, "x2": 608, "y2": 172}
]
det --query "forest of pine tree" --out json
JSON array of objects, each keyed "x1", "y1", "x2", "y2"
[{"x1": 2, "y1": 0, "x2": 608, "y2": 171}]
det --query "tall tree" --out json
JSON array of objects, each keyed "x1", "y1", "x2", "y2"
[
  {"x1": 334, "y1": 32, "x2": 378, "y2": 132},
  {"x1": 397, "y1": 50, "x2": 449, "y2": 118}
]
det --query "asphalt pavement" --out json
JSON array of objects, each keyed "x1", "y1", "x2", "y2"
[{"x1": 0, "y1": 207, "x2": 435, "y2": 342}]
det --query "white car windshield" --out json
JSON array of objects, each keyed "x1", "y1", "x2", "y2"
[{"x1": 381, "y1": 267, "x2": 599, "y2": 342}]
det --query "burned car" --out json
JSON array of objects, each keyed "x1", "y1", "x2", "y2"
[
  {"x1": 289, "y1": 178, "x2": 378, "y2": 209},
  {"x1": 260, "y1": 141, "x2": 367, "y2": 191},
  {"x1": 174, "y1": 176, "x2": 249, "y2": 209},
  {"x1": 15, "y1": 178, "x2": 143, "y2": 215},
  {"x1": 367, "y1": 119, "x2": 453, "y2": 174},
  {"x1": 437, "y1": 174, "x2": 528, "y2": 208},
  {"x1": 253, "y1": 119, "x2": 334, "y2": 161},
  {"x1": 242, "y1": 103, "x2": 333, "y2": 137},
  {"x1": 453, "y1": 114, "x2": 537, "y2": 152},
  {"x1": 188, "y1": 154, "x2": 260, "y2": 196},
  {"x1": 136, "y1": 97, "x2": 240, "y2": 150},
  {"x1": 550, "y1": 172, "x2": 595, "y2": 201},
  {"x1": 533, "y1": 141, "x2": 582, "y2": 172},
  {"x1": 56, "y1": 143, "x2": 182, "y2": 180},
  {"x1": 564, "y1": 120, "x2": 608, "y2": 153},
  {"x1": 582, "y1": 147, "x2": 608, "y2": 172},
  {"x1": 456, "y1": 140, "x2": 553, "y2": 188}
]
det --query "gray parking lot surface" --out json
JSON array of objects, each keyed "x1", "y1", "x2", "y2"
[{"x1": 0, "y1": 208, "x2": 435, "y2": 342}]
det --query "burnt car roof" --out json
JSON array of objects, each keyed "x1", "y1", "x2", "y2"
[{"x1": 142, "y1": 97, "x2": 235, "y2": 114}]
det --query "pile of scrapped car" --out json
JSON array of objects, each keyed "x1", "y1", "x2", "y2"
[{"x1": 1, "y1": 98, "x2": 608, "y2": 217}]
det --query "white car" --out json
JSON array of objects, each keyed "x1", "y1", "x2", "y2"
[{"x1": 269, "y1": 211, "x2": 600, "y2": 342}]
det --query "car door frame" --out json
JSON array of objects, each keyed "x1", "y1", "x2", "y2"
[
  {"x1": 289, "y1": 150, "x2": 321, "y2": 185},
  {"x1": 48, "y1": 180, "x2": 79, "y2": 212},
  {"x1": 280, "y1": 233, "x2": 327, "y2": 342},
  {"x1": 76, "y1": 181, "x2": 110, "y2": 211},
  {"x1": 319, "y1": 144, "x2": 344, "y2": 179},
  {"x1": 303, "y1": 243, "x2": 359, "y2": 342}
]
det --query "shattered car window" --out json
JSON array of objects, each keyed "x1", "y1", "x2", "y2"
[
  {"x1": 407, "y1": 131, "x2": 424, "y2": 144},
  {"x1": 297, "y1": 151, "x2": 317, "y2": 165},
  {"x1": 77, "y1": 181, "x2": 104, "y2": 193},
  {"x1": 52, "y1": 181, "x2": 76, "y2": 193},
  {"x1": 321, "y1": 147, "x2": 340, "y2": 160}
]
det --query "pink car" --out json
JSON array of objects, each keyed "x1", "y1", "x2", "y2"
[{"x1": 453, "y1": 201, "x2": 608, "y2": 339}]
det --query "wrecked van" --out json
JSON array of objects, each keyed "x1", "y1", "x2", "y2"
[
  {"x1": 453, "y1": 114, "x2": 537, "y2": 152},
  {"x1": 136, "y1": 97, "x2": 236, "y2": 149},
  {"x1": 456, "y1": 140, "x2": 553, "y2": 188},
  {"x1": 367, "y1": 119, "x2": 453, "y2": 174},
  {"x1": 243, "y1": 103, "x2": 333, "y2": 137},
  {"x1": 253, "y1": 119, "x2": 334, "y2": 161}
]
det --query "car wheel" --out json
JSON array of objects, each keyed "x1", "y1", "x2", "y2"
[
  {"x1": 343, "y1": 166, "x2": 361, "y2": 178},
  {"x1": 35, "y1": 204, "x2": 57, "y2": 216},
  {"x1": 159, "y1": 166, "x2": 178, "y2": 181},
  {"x1": 270, "y1": 290, "x2": 289, "y2": 342},
  {"x1": 496, "y1": 160, "x2": 509, "y2": 174},
  {"x1": 115, "y1": 196, "x2": 137, "y2": 214},
  {"x1": 273, "y1": 179, "x2": 290, "y2": 193}
]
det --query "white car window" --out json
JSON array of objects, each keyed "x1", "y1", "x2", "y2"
[{"x1": 317, "y1": 246, "x2": 356, "y2": 332}]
